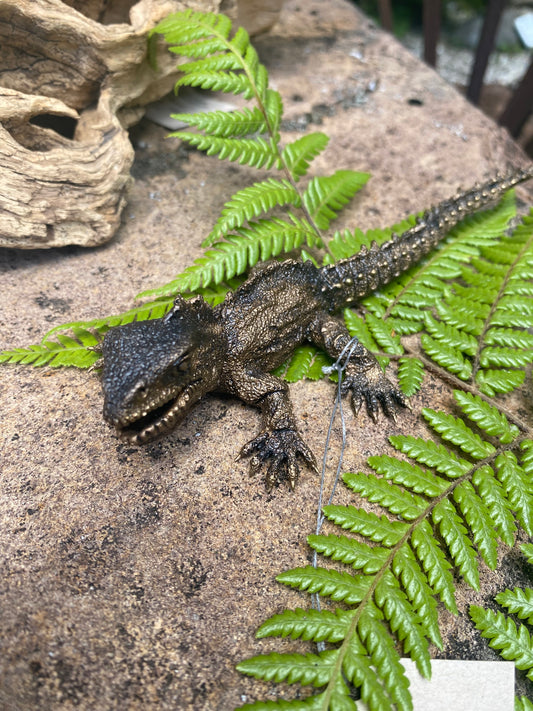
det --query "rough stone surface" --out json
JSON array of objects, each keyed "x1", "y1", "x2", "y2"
[{"x1": 1, "y1": 0, "x2": 532, "y2": 709}]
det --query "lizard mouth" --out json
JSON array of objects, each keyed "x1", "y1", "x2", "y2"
[{"x1": 113, "y1": 380, "x2": 203, "y2": 445}]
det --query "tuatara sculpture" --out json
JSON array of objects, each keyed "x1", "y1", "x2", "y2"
[{"x1": 101, "y1": 169, "x2": 533, "y2": 489}]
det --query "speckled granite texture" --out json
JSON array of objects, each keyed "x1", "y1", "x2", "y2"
[{"x1": 1, "y1": 0, "x2": 532, "y2": 708}]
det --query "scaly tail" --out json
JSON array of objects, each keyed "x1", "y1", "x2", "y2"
[{"x1": 319, "y1": 166, "x2": 533, "y2": 309}]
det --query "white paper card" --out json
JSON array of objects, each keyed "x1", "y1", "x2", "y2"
[
  {"x1": 356, "y1": 659, "x2": 515, "y2": 711},
  {"x1": 514, "y1": 12, "x2": 533, "y2": 49}
]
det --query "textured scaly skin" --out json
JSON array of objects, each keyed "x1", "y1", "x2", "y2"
[{"x1": 101, "y1": 168, "x2": 533, "y2": 489}]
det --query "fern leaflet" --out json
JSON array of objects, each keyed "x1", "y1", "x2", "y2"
[
  {"x1": 302, "y1": 171, "x2": 369, "y2": 231},
  {"x1": 282, "y1": 133, "x2": 330, "y2": 181},
  {"x1": 204, "y1": 178, "x2": 301, "y2": 246},
  {"x1": 139, "y1": 215, "x2": 320, "y2": 298},
  {"x1": 0, "y1": 329, "x2": 100, "y2": 369},
  {"x1": 420, "y1": 210, "x2": 533, "y2": 397},
  {"x1": 170, "y1": 106, "x2": 267, "y2": 138}
]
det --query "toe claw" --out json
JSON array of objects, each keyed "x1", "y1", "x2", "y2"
[
  {"x1": 239, "y1": 428, "x2": 316, "y2": 490},
  {"x1": 342, "y1": 367, "x2": 407, "y2": 424}
]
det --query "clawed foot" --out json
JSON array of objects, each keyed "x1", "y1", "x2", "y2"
[
  {"x1": 239, "y1": 428, "x2": 318, "y2": 490},
  {"x1": 341, "y1": 365, "x2": 407, "y2": 422}
]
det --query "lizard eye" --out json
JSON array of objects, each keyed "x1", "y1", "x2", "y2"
[
  {"x1": 135, "y1": 384, "x2": 148, "y2": 399},
  {"x1": 172, "y1": 354, "x2": 189, "y2": 373}
]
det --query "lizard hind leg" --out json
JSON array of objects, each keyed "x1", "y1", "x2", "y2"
[{"x1": 309, "y1": 313, "x2": 407, "y2": 422}]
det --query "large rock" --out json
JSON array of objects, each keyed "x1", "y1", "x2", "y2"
[{"x1": 0, "y1": 0, "x2": 532, "y2": 708}]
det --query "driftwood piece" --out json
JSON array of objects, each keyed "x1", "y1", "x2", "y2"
[
  {"x1": 0, "y1": 87, "x2": 133, "y2": 248},
  {"x1": 0, "y1": 0, "x2": 225, "y2": 248}
]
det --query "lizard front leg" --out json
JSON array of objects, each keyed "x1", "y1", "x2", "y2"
[
  {"x1": 224, "y1": 366, "x2": 317, "y2": 490},
  {"x1": 309, "y1": 312, "x2": 406, "y2": 421}
]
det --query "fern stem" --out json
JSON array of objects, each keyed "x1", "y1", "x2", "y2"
[
  {"x1": 258, "y1": 119, "x2": 334, "y2": 260},
  {"x1": 279, "y1": 157, "x2": 335, "y2": 258}
]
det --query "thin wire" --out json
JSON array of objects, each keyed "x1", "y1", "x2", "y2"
[{"x1": 311, "y1": 336, "x2": 359, "y2": 648}]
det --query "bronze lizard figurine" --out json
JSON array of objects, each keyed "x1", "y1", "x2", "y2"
[{"x1": 101, "y1": 168, "x2": 533, "y2": 489}]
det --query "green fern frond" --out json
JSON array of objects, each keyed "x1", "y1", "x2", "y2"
[
  {"x1": 424, "y1": 313, "x2": 478, "y2": 355},
  {"x1": 422, "y1": 408, "x2": 496, "y2": 458},
  {"x1": 343, "y1": 648, "x2": 396, "y2": 711},
  {"x1": 364, "y1": 313, "x2": 403, "y2": 356},
  {"x1": 480, "y1": 346, "x2": 533, "y2": 368},
  {"x1": 284, "y1": 346, "x2": 332, "y2": 383},
  {"x1": 263, "y1": 89, "x2": 283, "y2": 135},
  {"x1": 367, "y1": 454, "x2": 448, "y2": 497},
  {"x1": 410, "y1": 519, "x2": 457, "y2": 613},
  {"x1": 343, "y1": 470, "x2": 426, "y2": 520},
  {"x1": 152, "y1": 10, "x2": 232, "y2": 46},
  {"x1": 343, "y1": 309, "x2": 389, "y2": 371},
  {"x1": 391, "y1": 544, "x2": 442, "y2": 648},
  {"x1": 496, "y1": 587, "x2": 533, "y2": 626},
  {"x1": 521, "y1": 543, "x2": 533, "y2": 565},
  {"x1": 323, "y1": 505, "x2": 409, "y2": 546},
  {"x1": 256, "y1": 607, "x2": 355, "y2": 644},
  {"x1": 475, "y1": 368, "x2": 525, "y2": 396},
  {"x1": 238, "y1": 648, "x2": 340, "y2": 687},
  {"x1": 152, "y1": 9, "x2": 284, "y2": 171},
  {"x1": 308, "y1": 533, "x2": 389, "y2": 574},
  {"x1": 484, "y1": 327, "x2": 533, "y2": 349},
  {"x1": 375, "y1": 571, "x2": 431, "y2": 677},
  {"x1": 453, "y1": 391, "x2": 520, "y2": 443},
  {"x1": 0, "y1": 297, "x2": 177, "y2": 369},
  {"x1": 327, "y1": 216, "x2": 417, "y2": 262},
  {"x1": 343, "y1": 310, "x2": 379, "y2": 352},
  {"x1": 45, "y1": 299, "x2": 174, "y2": 339},
  {"x1": 433, "y1": 498, "x2": 480, "y2": 589},
  {"x1": 469, "y1": 544, "x2": 533, "y2": 705},
  {"x1": 177, "y1": 52, "x2": 243, "y2": 75},
  {"x1": 495, "y1": 451, "x2": 533, "y2": 536},
  {"x1": 240, "y1": 390, "x2": 533, "y2": 708},
  {"x1": 176, "y1": 70, "x2": 255, "y2": 98},
  {"x1": 357, "y1": 609, "x2": 413, "y2": 711},
  {"x1": 153, "y1": 13, "x2": 264, "y2": 102},
  {"x1": 472, "y1": 465, "x2": 517, "y2": 547},
  {"x1": 364, "y1": 189, "x2": 517, "y2": 325},
  {"x1": 453, "y1": 480, "x2": 499, "y2": 570},
  {"x1": 389, "y1": 434, "x2": 470, "y2": 478},
  {"x1": 415, "y1": 208, "x2": 533, "y2": 397},
  {"x1": 277, "y1": 566, "x2": 373, "y2": 605},
  {"x1": 397, "y1": 357, "x2": 424, "y2": 396},
  {"x1": 516, "y1": 696, "x2": 533, "y2": 711}
]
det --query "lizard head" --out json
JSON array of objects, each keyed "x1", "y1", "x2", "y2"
[{"x1": 101, "y1": 295, "x2": 224, "y2": 444}]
